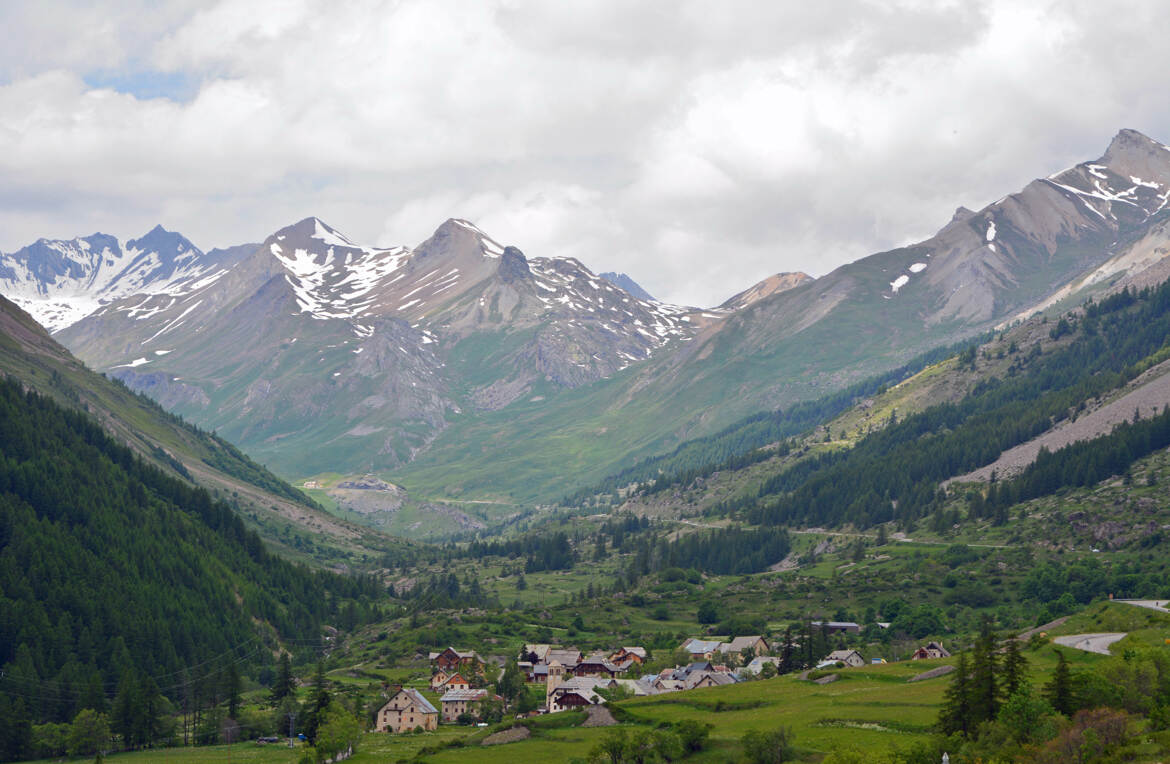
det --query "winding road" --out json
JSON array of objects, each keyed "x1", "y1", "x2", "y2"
[{"x1": 1052, "y1": 633, "x2": 1127, "y2": 655}]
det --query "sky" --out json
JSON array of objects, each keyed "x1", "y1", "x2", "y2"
[{"x1": 2, "y1": 1, "x2": 1170, "y2": 307}]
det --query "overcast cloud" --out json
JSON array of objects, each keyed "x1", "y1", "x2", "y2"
[{"x1": 2, "y1": 0, "x2": 1170, "y2": 306}]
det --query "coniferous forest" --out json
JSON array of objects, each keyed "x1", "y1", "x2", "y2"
[{"x1": 0, "y1": 378, "x2": 380, "y2": 759}]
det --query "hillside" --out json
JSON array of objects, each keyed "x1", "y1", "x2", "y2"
[
  {"x1": 0, "y1": 375, "x2": 382, "y2": 760},
  {"x1": 0, "y1": 294, "x2": 397, "y2": 565}
]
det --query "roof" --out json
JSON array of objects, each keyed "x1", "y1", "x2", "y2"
[
  {"x1": 824, "y1": 649, "x2": 862, "y2": 662},
  {"x1": 430, "y1": 647, "x2": 480, "y2": 660},
  {"x1": 440, "y1": 688, "x2": 489, "y2": 702},
  {"x1": 548, "y1": 648, "x2": 581, "y2": 663},
  {"x1": 745, "y1": 656, "x2": 781, "y2": 671},
  {"x1": 523, "y1": 644, "x2": 552, "y2": 659},
  {"x1": 682, "y1": 638, "x2": 721, "y2": 653},
  {"x1": 617, "y1": 647, "x2": 647, "y2": 658},
  {"x1": 685, "y1": 671, "x2": 737, "y2": 689},
  {"x1": 811, "y1": 621, "x2": 860, "y2": 629},
  {"x1": 554, "y1": 677, "x2": 612, "y2": 693},
  {"x1": 719, "y1": 636, "x2": 766, "y2": 653},
  {"x1": 390, "y1": 687, "x2": 437, "y2": 715}
]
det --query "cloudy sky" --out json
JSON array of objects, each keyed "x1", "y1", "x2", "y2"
[{"x1": 2, "y1": 1, "x2": 1170, "y2": 306}]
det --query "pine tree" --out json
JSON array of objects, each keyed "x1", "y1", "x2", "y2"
[
  {"x1": 1043, "y1": 650, "x2": 1075, "y2": 716},
  {"x1": 939, "y1": 652, "x2": 972, "y2": 736},
  {"x1": 1000, "y1": 639, "x2": 1028, "y2": 701},
  {"x1": 780, "y1": 628, "x2": 795, "y2": 673},
  {"x1": 301, "y1": 662, "x2": 331, "y2": 743},
  {"x1": 226, "y1": 665, "x2": 241, "y2": 720},
  {"x1": 969, "y1": 618, "x2": 999, "y2": 725},
  {"x1": 270, "y1": 653, "x2": 294, "y2": 706}
]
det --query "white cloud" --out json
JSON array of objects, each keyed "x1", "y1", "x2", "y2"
[{"x1": 1, "y1": 0, "x2": 1170, "y2": 306}]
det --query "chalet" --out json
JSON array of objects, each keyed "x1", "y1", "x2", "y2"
[
  {"x1": 685, "y1": 671, "x2": 738, "y2": 690},
  {"x1": 376, "y1": 688, "x2": 438, "y2": 733},
  {"x1": 718, "y1": 635, "x2": 769, "y2": 657},
  {"x1": 520, "y1": 644, "x2": 552, "y2": 663},
  {"x1": 652, "y1": 677, "x2": 686, "y2": 692},
  {"x1": 547, "y1": 677, "x2": 610, "y2": 712},
  {"x1": 439, "y1": 688, "x2": 491, "y2": 722},
  {"x1": 810, "y1": 621, "x2": 861, "y2": 635},
  {"x1": 819, "y1": 649, "x2": 866, "y2": 668},
  {"x1": 681, "y1": 638, "x2": 722, "y2": 660},
  {"x1": 912, "y1": 641, "x2": 951, "y2": 660},
  {"x1": 429, "y1": 647, "x2": 482, "y2": 673},
  {"x1": 573, "y1": 653, "x2": 621, "y2": 678},
  {"x1": 609, "y1": 647, "x2": 647, "y2": 664},
  {"x1": 431, "y1": 672, "x2": 470, "y2": 692}
]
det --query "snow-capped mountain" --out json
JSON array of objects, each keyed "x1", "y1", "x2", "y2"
[
  {"x1": 50, "y1": 216, "x2": 709, "y2": 476},
  {"x1": 0, "y1": 225, "x2": 233, "y2": 332}
]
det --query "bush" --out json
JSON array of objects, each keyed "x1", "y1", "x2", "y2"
[{"x1": 741, "y1": 726, "x2": 795, "y2": 763}]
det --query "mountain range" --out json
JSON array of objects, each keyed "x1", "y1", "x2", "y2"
[{"x1": 5, "y1": 129, "x2": 1170, "y2": 512}]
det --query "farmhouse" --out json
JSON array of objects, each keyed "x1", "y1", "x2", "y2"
[
  {"x1": 819, "y1": 649, "x2": 866, "y2": 668},
  {"x1": 428, "y1": 647, "x2": 482, "y2": 674},
  {"x1": 717, "y1": 635, "x2": 769, "y2": 657},
  {"x1": 430, "y1": 672, "x2": 470, "y2": 692},
  {"x1": 681, "y1": 638, "x2": 722, "y2": 660},
  {"x1": 573, "y1": 652, "x2": 622, "y2": 678},
  {"x1": 912, "y1": 641, "x2": 951, "y2": 660},
  {"x1": 439, "y1": 688, "x2": 492, "y2": 722},
  {"x1": 609, "y1": 646, "x2": 647, "y2": 664},
  {"x1": 547, "y1": 677, "x2": 610, "y2": 712},
  {"x1": 376, "y1": 688, "x2": 438, "y2": 733},
  {"x1": 685, "y1": 671, "x2": 738, "y2": 690}
]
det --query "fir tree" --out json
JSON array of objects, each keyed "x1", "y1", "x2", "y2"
[
  {"x1": 301, "y1": 662, "x2": 331, "y2": 743},
  {"x1": 939, "y1": 652, "x2": 972, "y2": 736},
  {"x1": 270, "y1": 653, "x2": 294, "y2": 706},
  {"x1": 970, "y1": 618, "x2": 999, "y2": 725},
  {"x1": 1043, "y1": 650, "x2": 1075, "y2": 716},
  {"x1": 1000, "y1": 638, "x2": 1028, "y2": 701},
  {"x1": 226, "y1": 665, "x2": 242, "y2": 720}
]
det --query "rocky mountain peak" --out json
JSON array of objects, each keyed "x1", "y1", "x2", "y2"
[
  {"x1": 126, "y1": 225, "x2": 200, "y2": 259},
  {"x1": 951, "y1": 206, "x2": 976, "y2": 223},
  {"x1": 1097, "y1": 128, "x2": 1170, "y2": 184},
  {"x1": 414, "y1": 218, "x2": 506, "y2": 262},
  {"x1": 600, "y1": 272, "x2": 655, "y2": 301},
  {"x1": 498, "y1": 246, "x2": 531, "y2": 283}
]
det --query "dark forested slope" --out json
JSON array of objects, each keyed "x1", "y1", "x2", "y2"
[{"x1": 0, "y1": 378, "x2": 380, "y2": 757}]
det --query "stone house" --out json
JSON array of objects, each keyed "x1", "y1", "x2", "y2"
[{"x1": 376, "y1": 688, "x2": 438, "y2": 733}]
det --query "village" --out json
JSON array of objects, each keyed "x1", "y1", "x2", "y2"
[{"x1": 373, "y1": 632, "x2": 952, "y2": 733}]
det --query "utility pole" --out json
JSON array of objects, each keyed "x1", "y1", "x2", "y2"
[{"x1": 287, "y1": 711, "x2": 297, "y2": 748}]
